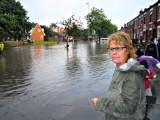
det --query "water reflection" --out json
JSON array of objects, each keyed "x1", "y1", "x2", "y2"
[
  {"x1": 0, "y1": 56, "x2": 6, "y2": 72},
  {"x1": 0, "y1": 41, "x2": 114, "y2": 120},
  {"x1": 31, "y1": 46, "x2": 45, "y2": 61},
  {"x1": 0, "y1": 47, "x2": 32, "y2": 99}
]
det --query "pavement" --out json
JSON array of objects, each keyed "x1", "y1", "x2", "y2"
[{"x1": 148, "y1": 96, "x2": 160, "y2": 120}]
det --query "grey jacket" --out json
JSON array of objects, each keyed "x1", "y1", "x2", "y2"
[{"x1": 97, "y1": 58, "x2": 147, "y2": 120}]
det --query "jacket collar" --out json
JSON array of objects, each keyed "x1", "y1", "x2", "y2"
[{"x1": 118, "y1": 58, "x2": 138, "y2": 71}]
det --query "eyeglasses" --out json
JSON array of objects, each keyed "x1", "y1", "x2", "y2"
[{"x1": 108, "y1": 46, "x2": 126, "y2": 53}]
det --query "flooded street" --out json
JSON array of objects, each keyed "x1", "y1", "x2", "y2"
[{"x1": 0, "y1": 41, "x2": 115, "y2": 120}]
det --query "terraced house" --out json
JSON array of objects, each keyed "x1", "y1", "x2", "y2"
[{"x1": 123, "y1": 0, "x2": 160, "y2": 45}]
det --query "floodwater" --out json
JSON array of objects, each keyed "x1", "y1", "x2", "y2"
[
  {"x1": 0, "y1": 41, "x2": 115, "y2": 120},
  {"x1": 0, "y1": 41, "x2": 160, "y2": 120}
]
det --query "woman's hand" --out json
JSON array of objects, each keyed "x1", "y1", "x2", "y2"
[{"x1": 91, "y1": 96, "x2": 99, "y2": 108}]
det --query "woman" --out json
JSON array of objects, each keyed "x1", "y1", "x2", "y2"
[{"x1": 91, "y1": 32, "x2": 147, "y2": 120}]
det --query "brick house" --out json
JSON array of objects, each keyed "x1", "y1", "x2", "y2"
[
  {"x1": 51, "y1": 25, "x2": 65, "y2": 41},
  {"x1": 157, "y1": 2, "x2": 160, "y2": 38},
  {"x1": 31, "y1": 23, "x2": 45, "y2": 41},
  {"x1": 123, "y1": 0, "x2": 160, "y2": 45}
]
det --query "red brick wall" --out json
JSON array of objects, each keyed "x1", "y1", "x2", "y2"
[{"x1": 31, "y1": 24, "x2": 44, "y2": 41}]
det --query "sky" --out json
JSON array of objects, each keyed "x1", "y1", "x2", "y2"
[{"x1": 18, "y1": 0, "x2": 158, "y2": 29}]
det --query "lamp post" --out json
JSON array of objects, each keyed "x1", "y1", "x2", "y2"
[
  {"x1": 86, "y1": 2, "x2": 90, "y2": 40},
  {"x1": 86, "y1": 2, "x2": 89, "y2": 13}
]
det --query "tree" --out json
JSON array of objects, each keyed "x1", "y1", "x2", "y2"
[
  {"x1": 61, "y1": 15, "x2": 82, "y2": 40},
  {"x1": 41, "y1": 25, "x2": 54, "y2": 40},
  {"x1": 86, "y1": 7, "x2": 117, "y2": 41},
  {"x1": 76, "y1": 28, "x2": 88, "y2": 40},
  {"x1": 0, "y1": 0, "x2": 32, "y2": 41}
]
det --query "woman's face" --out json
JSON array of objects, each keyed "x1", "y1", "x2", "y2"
[{"x1": 109, "y1": 40, "x2": 129, "y2": 67}]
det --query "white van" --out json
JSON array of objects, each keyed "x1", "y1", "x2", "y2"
[{"x1": 100, "y1": 38, "x2": 108, "y2": 41}]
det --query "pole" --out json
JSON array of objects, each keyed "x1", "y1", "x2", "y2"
[
  {"x1": 86, "y1": 2, "x2": 90, "y2": 40},
  {"x1": 86, "y1": 2, "x2": 89, "y2": 13}
]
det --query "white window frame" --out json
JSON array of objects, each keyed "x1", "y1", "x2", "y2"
[{"x1": 157, "y1": 26, "x2": 160, "y2": 38}]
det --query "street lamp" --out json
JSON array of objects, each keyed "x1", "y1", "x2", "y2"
[
  {"x1": 86, "y1": 2, "x2": 89, "y2": 13},
  {"x1": 86, "y1": 2, "x2": 90, "y2": 40}
]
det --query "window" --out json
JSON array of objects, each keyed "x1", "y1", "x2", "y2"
[
  {"x1": 158, "y1": 7, "x2": 160, "y2": 20},
  {"x1": 150, "y1": 14, "x2": 152, "y2": 22},
  {"x1": 144, "y1": 17, "x2": 146, "y2": 24},
  {"x1": 157, "y1": 26, "x2": 160, "y2": 38}
]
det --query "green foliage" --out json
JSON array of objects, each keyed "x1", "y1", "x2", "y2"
[
  {"x1": 41, "y1": 25, "x2": 54, "y2": 40},
  {"x1": 31, "y1": 41, "x2": 57, "y2": 46},
  {"x1": 86, "y1": 7, "x2": 117, "y2": 39},
  {"x1": 77, "y1": 29, "x2": 88, "y2": 40},
  {"x1": 3, "y1": 40, "x2": 17, "y2": 47},
  {"x1": 0, "y1": 0, "x2": 32, "y2": 40},
  {"x1": 61, "y1": 15, "x2": 83, "y2": 39},
  {"x1": 4, "y1": 40, "x2": 57, "y2": 47}
]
